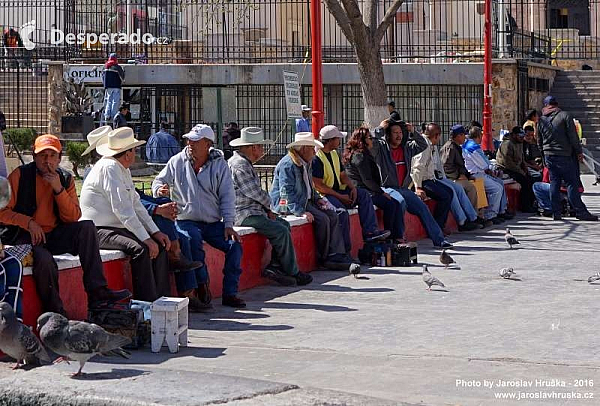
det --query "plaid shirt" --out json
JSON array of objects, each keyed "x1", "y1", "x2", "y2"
[{"x1": 228, "y1": 151, "x2": 271, "y2": 225}]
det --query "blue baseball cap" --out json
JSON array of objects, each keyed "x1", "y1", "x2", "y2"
[
  {"x1": 543, "y1": 95, "x2": 557, "y2": 106},
  {"x1": 512, "y1": 126, "x2": 525, "y2": 137},
  {"x1": 450, "y1": 124, "x2": 466, "y2": 136}
]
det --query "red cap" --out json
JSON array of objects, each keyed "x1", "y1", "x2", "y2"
[{"x1": 34, "y1": 134, "x2": 62, "y2": 154}]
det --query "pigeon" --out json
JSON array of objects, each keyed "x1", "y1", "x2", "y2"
[
  {"x1": 499, "y1": 267, "x2": 517, "y2": 279},
  {"x1": 422, "y1": 265, "x2": 445, "y2": 291},
  {"x1": 0, "y1": 302, "x2": 50, "y2": 369},
  {"x1": 37, "y1": 312, "x2": 131, "y2": 377},
  {"x1": 439, "y1": 250, "x2": 456, "y2": 268},
  {"x1": 349, "y1": 263, "x2": 361, "y2": 278},
  {"x1": 588, "y1": 272, "x2": 600, "y2": 283},
  {"x1": 504, "y1": 228, "x2": 520, "y2": 249}
]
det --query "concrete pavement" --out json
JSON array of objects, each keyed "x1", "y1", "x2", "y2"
[{"x1": 1, "y1": 176, "x2": 599, "y2": 405}]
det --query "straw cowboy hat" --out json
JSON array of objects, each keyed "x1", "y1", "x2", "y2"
[
  {"x1": 82, "y1": 126, "x2": 112, "y2": 156},
  {"x1": 96, "y1": 127, "x2": 146, "y2": 157},
  {"x1": 229, "y1": 127, "x2": 274, "y2": 147},
  {"x1": 286, "y1": 132, "x2": 324, "y2": 149}
]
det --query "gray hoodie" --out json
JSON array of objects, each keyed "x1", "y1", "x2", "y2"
[{"x1": 152, "y1": 147, "x2": 236, "y2": 228}]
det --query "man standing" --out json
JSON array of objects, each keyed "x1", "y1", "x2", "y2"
[
  {"x1": 228, "y1": 127, "x2": 312, "y2": 287},
  {"x1": 152, "y1": 124, "x2": 246, "y2": 308},
  {"x1": 80, "y1": 128, "x2": 172, "y2": 303},
  {"x1": 537, "y1": 95, "x2": 597, "y2": 221},
  {"x1": 496, "y1": 126, "x2": 536, "y2": 213},
  {"x1": 113, "y1": 104, "x2": 129, "y2": 129},
  {"x1": 295, "y1": 105, "x2": 312, "y2": 133},
  {"x1": 0, "y1": 134, "x2": 131, "y2": 314},
  {"x1": 146, "y1": 122, "x2": 180, "y2": 163},
  {"x1": 388, "y1": 100, "x2": 401, "y2": 122},
  {"x1": 101, "y1": 53, "x2": 125, "y2": 126},
  {"x1": 312, "y1": 125, "x2": 389, "y2": 246}
]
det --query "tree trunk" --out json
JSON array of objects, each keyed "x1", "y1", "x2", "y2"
[{"x1": 355, "y1": 44, "x2": 388, "y2": 129}]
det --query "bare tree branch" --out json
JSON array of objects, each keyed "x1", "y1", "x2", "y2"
[
  {"x1": 364, "y1": 0, "x2": 378, "y2": 34},
  {"x1": 339, "y1": 0, "x2": 368, "y2": 42},
  {"x1": 322, "y1": 0, "x2": 355, "y2": 44},
  {"x1": 373, "y1": 0, "x2": 405, "y2": 44}
]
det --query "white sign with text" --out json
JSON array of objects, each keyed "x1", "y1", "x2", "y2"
[{"x1": 283, "y1": 70, "x2": 302, "y2": 119}]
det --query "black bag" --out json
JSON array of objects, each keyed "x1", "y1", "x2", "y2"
[
  {"x1": 87, "y1": 306, "x2": 150, "y2": 350},
  {"x1": 392, "y1": 242, "x2": 418, "y2": 267}
]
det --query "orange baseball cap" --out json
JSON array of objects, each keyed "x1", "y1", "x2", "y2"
[{"x1": 34, "y1": 134, "x2": 62, "y2": 154}]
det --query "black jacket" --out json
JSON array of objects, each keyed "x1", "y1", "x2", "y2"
[
  {"x1": 102, "y1": 65, "x2": 125, "y2": 89},
  {"x1": 345, "y1": 150, "x2": 385, "y2": 195},
  {"x1": 537, "y1": 106, "x2": 582, "y2": 157}
]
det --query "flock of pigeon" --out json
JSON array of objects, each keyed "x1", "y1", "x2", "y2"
[
  {"x1": 421, "y1": 228, "x2": 521, "y2": 291},
  {"x1": 0, "y1": 303, "x2": 130, "y2": 376}
]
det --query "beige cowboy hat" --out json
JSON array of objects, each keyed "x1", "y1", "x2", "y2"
[
  {"x1": 229, "y1": 127, "x2": 274, "y2": 147},
  {"x1": 82, "y1": 126, "x2": 112, "y2": 156},
  {"x1": 96, "y1": 127, "x2": 146, "y2": 157},
  {"x1": 286, "y1": 132, "x2": 324, "y2": 149}
]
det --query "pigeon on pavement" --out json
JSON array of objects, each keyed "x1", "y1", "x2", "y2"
[
  {"x1": 37, "y1": 312, "x2": 131, "y2": 377},
  {"x1": 588, "y1": 272, "x2": 600, "y2": 283},
  {"x1": 349, "y1": 263, "x2": 361, "y2": 278},
  {"x1": 0, "y1": 303, "x2": 50, "y2": 369},
  {"x1": 505, "y1": 228, "x2": 520, "y2": 249},
  {"x1": 499, "y1": 267, "x2": 517, "y2": 279},
  {"x1": 422, "y1": 265, "x2": 445, "y2": 291},
  {"x1": 439, "y1": 250, "x2": 456, "y2": 268}
]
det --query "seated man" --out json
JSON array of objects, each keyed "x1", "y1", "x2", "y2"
[
  {"x1": 410, "y1": 126, "x2": 455, "y2": 231},
  {"x1": 425, "y1": 123, "x2": 481, "y2": 232},
  {"x1": 496, "y1": 126, "x2": 536, "y2": 212},
  {"x1": 371, "y1": 120, "x2": 452, "y2": 248},
  {"x1": 145, "y1": 122, "x2": 181, "y2": 164},
  {"x1": 462, "y1": 126, "x2": 512, "y2": 224},
  {"x1": 312, "y1": 125, "x2": 389, "y2": 247},
  {"x1": 440, "y1": 125, "x2": 479, "y2": 215},
  {"x1": 0, "y1": 134, "x2": 131, "y2": 314},
  {"x1": 270, "y1": 132, "x2": 360, "y2": 271},
  {"x1": 80, "y1": 128, "x2": 171, "y2": 303},
  {"x1": 153, "y1": 124, "x2": 246, "y2": 309},
  {"x1": 228, "y1": 127, "x2": 312, "y2": 286},
  {"x1": 522, "y1": 125, "x2": 543, "y2": 182},
  {"x1": 136, "y1": 189, "x2": 202, "y2": 272}
]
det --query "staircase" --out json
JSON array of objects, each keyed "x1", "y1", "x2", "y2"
[
  {"x1": 550, "y1": 70, "x2": 600, "y2": 160},
  {"x1": 0, "y1": 67, "x2": 48, "y2": 134}
]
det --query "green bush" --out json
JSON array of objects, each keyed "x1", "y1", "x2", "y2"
[
  {"x1": 65, "y1": 141, "x2": 93, "y2": 178},
  {"x1": 3, "y1": 128, "x2": 37, "y2": 152}
]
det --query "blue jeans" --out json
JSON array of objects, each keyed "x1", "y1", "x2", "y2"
[
  {"x1": 478, "y1": 174, "x2": 507, "y2": 219},
  {"x1": 396, "y1": 188, "x2": 445, "y2": 246},
  {"x1": 175, "y1": 220, "x2": 243, "y2": 296},
  {"x1": 371, "y1": 193, "x2": 405, "y2": 239},
  {"x1": 0, "y1": 254, "x2": 23, "y2": 321},
  {"x1": 327, "y1": 187, "x2": 379, "y2": 237},
  {"x1": 546, "y1": 155, "x2": 588, "y2": 215},
  {"x1": 533, "y1": 182, "x2": 551, "y2": 211},
  {"x1": 153, "y1": 215, "x2": 179, "y2": 241},
  {"x1": 440, "y1": 178, "x2": 478, "y2": 224},
  {"x1": 102, "y1": 88, "x2": 121, "y2": 125},
  {"x1": 421, "y1": 180, "x2": 453, "y2": 230}
]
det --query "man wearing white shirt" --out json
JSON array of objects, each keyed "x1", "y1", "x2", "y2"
[{"x1": 80, "y1": 127, "x2": 171, "y2": 302}]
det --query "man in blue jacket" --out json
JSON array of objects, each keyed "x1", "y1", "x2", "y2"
[
  {"x1": 152, "y1": 124, "x2": 246, "y2": 308},
  {"x1": 146, "y1": 122, "x2": 181, "y2": 163},
  {"x1": 101, "y1": 53, "x2": 125, "y2": 126}
]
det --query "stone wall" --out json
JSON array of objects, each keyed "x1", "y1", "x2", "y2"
[
  {"x1": 554, "y1": 60, "x2": 600, "y2": 70},
  {"x1": 492, "y1": 62, "x2": 518, "y2": 135},
  {"x1": 528, "y1": 64, "x2": 559, "y2": 113}
]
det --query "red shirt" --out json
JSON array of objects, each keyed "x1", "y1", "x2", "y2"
[{"x1": 391, "y1": 147, "x2": 407, "y2": 184}]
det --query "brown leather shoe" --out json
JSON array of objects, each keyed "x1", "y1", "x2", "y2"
[
  {"x1": 88, "y1": 287, "x2": 132, "y2": 307},
  {"x1": 170, "y1": 256, "x2": 204, "y2": 272},
  {"x1": 180, "y1": 290, "x2": 213, "y2": 313},
  {"x1": 196, "y1": 283, "x2": 212, "y2": 305},
  {"x1": 222, "y1": 295, "x2": 246, "y2": 308}
]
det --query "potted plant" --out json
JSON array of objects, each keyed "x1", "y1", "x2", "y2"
[{"x1": 61, "y1": 77, "x2": 94, "y2": 137}]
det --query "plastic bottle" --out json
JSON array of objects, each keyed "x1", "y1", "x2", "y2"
[{"x1": 279, "y1": 187, "x2": 289, "y2": 216}]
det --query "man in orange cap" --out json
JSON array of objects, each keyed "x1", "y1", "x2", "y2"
[{"x1": 0, "y1": 134, "x2": 131, "y2": 315}]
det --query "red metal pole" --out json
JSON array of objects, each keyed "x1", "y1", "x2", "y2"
[
  {"x1": 310, "y1": 0, "x2": 324, "y2": 139},
  {"x1": 482, "y1": 0, "x2": 493, "y2": 151}
]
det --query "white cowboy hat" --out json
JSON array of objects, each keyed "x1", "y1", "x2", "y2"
[
  {"x1": 319, "y1": 125, "x2": 347, "y2": 140},
  {"x1": 82, "y1": 126, "x2": 112, "y2": 156},
  {"x1": 286, "y1": 132, "x2": 324, "y2": 149},
  {"x1": 183, "y1": 124, "x2": 215, "y2": 142},
  {"x1": 229, "y1": 127, "x2": 274, "y2": 147},
  {"x1": 301, "y1": 105, "x2": 311, "y2": 111},
  {"x1": 96, "y1": 127, "x2": 146, "y2": 157}
]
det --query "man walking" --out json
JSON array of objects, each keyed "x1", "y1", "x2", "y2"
[
  {"x1": 101, "y1": 53, "x2": 125, "y2": 126},
  {"x1": 537, "y1": 96, "x2": 597, "y2": 221}
]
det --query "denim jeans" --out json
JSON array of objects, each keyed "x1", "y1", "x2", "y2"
[
  {"x1": 327, "y1": 187, "x2": 379, "y2": 238},
  {"x1": 421, "y1": 179, "x2": 454, "y2": 230},
  {"x1": 546, "y1": 155, "x2": 588, "y2": 215},
  {"x1": 476, "y1": 174, "x2": 507, "y2": 219},
  {"x1": 0, "y1": 254, "x2": 23, "y2": 321},
  {"x1": 102, "y1": 88, "x2": 121, "y2": 125},
  {"x1": 370, "y1": 193, "x2": 405, "y2": 240},
  {"x1": 153, "y1": 215, "x2": 179, "y2": 241},
  {"x1": 533, "y1": 182, "x2": 551, "y2": 211},
  {"x1": 175, "y1": 220, "x2": 243, "y2": 296},
  {"x1": 440, "y1": 178, "x2": 478, "y2": 225},
  {"x1": 396, "y1": 188, "x2": 445, "y2": 246}
]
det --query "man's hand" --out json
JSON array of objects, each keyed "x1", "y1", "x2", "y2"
[
  {"x1": 458, "y1": 174, "x2": 468, "y2": 180},
  {"x1": 224, "y1": 227, "x2": 241, "y2": 243},
  {"x1": 28, "y1": 219, "x2": 46, "y2": 245},
  {"x1": 578, "y1": 153, "x2": 584, "y2": 162},
  {"x1": 152, "y1": 231, "x2": 171, "y2": 251},
  {"x1": 304, "y1": 212, "x2": 314, "y2": 223},
  {"x1": 42, "y1": 171, "x2": 63, "y2": 194},
  {"x1": 415, "y1": 187, "x2": 427, "y2": 201},
  {"x1": 383, "y1": 192, "x2": 392, "y2": 200},
  {"x1": 143, "y1": 238, "x2": 159, "y2": 259},
  {"x1": 349, "y1": 188, "x2": 358, "y2": 204},
  {"x1": 337, "y1": 193, "x2": 353, "y2": 206},
  {"x1": 406, "y1": 122, "x2": 414, "y2": 133},
  {"x1": 267, "y1": 211, "x2": 277, "y2": 220},
  {"x1": 484, "y1": 169, "x2": 493, "y2": 175},
  {"x1": 316, "y1": 198, "x2": 327, "y2": 209},
  {"x1": 157, "y1": 184, "x2": 170, "y2": 197},
  {"x1": 155, "y1": 202, "x2": 178, "y2": 221}
]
